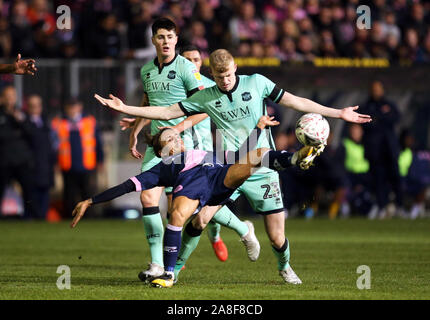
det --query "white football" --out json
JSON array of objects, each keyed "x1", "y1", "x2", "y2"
[{"x1": 295, "y1": 113, "x2": 330, "y2": 146}]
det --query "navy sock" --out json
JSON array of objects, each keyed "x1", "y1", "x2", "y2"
[
  {"x1": 262, "y1": 150, "x2": 295, "y2": 171},
  {"x1": 163, "y1": 225, "x2": 183, "y2": 273}
]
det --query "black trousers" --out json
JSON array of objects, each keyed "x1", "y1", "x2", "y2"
[
  {"x1": 368, "y1": 155, "x2": 403, "y2": 209},
  {"x1": 62, "y1": 170, "x2": 96, "y2": 217}
]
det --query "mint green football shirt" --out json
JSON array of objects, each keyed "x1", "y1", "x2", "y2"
[
  {"x1": 179, "y1": 74, "x2": 284, "y2": 170},
  {"x1": 140, "y1": 54, "x2": 204, "y2": 140},
  {"x1": 190, "y1": 74, "x2": 215, "y2": 151},
  {"x1": 140, "y1": 54, "x2": 204, "y2": 171}
]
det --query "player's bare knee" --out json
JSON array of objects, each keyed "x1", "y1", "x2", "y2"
[
  {"x1": 140, "y1": 194, "x2": 158, "y2": 207},
  {"x1": 269, "y1": 233, "x2": 285, "y2": 249},
  {"x1": 170, "y1": 210, "x2": 188, "y2": 227},
  {"x1": 191, "y1": 215, "x2": 206, "y2": 230}
]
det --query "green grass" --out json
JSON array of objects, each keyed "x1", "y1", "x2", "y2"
[{"x1": 0, "y1": 218, "x2": 429, "y2": 300}]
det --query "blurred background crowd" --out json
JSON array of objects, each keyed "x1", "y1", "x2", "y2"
[
  {"x1": 0, "y1": 0, "x2": 429, "y2": 221},
  {"x1": 0, "y1": 0, "x2": 430, "y2": 63}
]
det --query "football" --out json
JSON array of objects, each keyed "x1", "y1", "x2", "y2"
[{"x1": 295, "y1": 113, "x2": 330, "y2": 146}]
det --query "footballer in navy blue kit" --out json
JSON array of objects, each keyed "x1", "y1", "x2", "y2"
[
  {"x1": 70, "y1": 115, "x2": 320, "y2": 288},
  {"x1": 130, "y1": 149, "x2": 235, "y2": 209}
]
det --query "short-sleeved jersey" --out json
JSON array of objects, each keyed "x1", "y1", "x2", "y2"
[
  {"x1": 140, "y1": 54, "x2": 204, "y2": 138},
  {"x1": 179, "y1": 74, "x2": 284, "y2": 173},
  {"x1": 190, "y1": 74, "x2": 215, "y2": 151}
]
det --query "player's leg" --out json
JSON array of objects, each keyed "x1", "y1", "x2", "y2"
[
  {"x1": 138, "y1": 186, "x2": 165, "y2": 282},
  {"x1": 151, "y1": 196, "x2": 200, "y2": 288},
  {"x1": 223, "y1": 145, "x2": 318, "y2": 188},
  {"x1": 204, "y1": 192, "x2": 257, "y2": 262},
  {"x1": 173, "y1": 205, "x2": 219, "y2": 281},
  {"x1": 241, "y1": 172, "x2": 302, "y2": 285},
  {"x1": 263, "y1": 211, "x2": 301, "y2": 284},
  {"x1": 137, "y1": 148, "x2": 167, "y2": 282},
  {"x1": 207, "y1": 220, "x2": 227, "y2": 261},
  {"x1": 223, "y1": 148, "x2": 270, "y2": 188},
  {"x1": 173, "y1": 202, "x2": 258, "y2": 282},
  {"x1": 166, "y1": 191, "x2": 173, "y2": 222},
  {"x1": 210, "y1": 202, "x2": 259, "y2": 261}
]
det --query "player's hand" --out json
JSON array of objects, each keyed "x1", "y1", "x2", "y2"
[
  {"x1": 257, "y1": 115, "x2": 280, "y2": 129},
  {"x1": 70, "y1": 199, "x2": 92, "y2": 228},
  {"x1": 119, "y1": 117, "x2": 136, "y2": 131},
  {"x1": 129, "y1": 136, "x2": 142, "y2": 159},
  {"x1": 130, "y1": 146, "x2": 142, "y2": 159},
  {"x1": 94, "y1": 94, "x2": 125, "y2": 113},
  {"x1": 340, "y1": 106, "x2": 372, "y2": 124},
  {"x1": 13, "y1": 53, "x2": 37, "y2": 75}
]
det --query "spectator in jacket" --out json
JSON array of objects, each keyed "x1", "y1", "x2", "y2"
[
  {"x1": 51, "y1": 99, "x2": 104, "y2": 217},
  {"x1": 360, "y1": 80, "x2": 404, "y2": 219},
  {"x1": 25, "y1": 94, "x2": 55, "y2": 219},
  {"x1": 0, "y1": 86, "x2": 38, "y2": 218}
]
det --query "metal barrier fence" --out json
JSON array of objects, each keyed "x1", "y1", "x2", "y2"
[{"x1": 8, "y1": 59, "x2": 429, "y2": 149}]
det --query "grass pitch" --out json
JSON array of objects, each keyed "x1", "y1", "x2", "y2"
[{"x1": 0, "y1": 218, "x2": 429, "y2": 300}]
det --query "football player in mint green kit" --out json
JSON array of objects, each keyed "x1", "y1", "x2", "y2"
[
  {"x1": 154, "y1": 46, "x2": 260, "y2": 280},
  {"x1": 131, "y1": 18, "x2": 206, "y2": 283},
  {"x1": 120, "y1": 33, "x2": 257, "y2": 279},
  {"x1": 178, "y1": 45, "x2": 229, "y2": 263},
  {"x1": 96, "y1": 49, "x2": 371, "y2": 284}
]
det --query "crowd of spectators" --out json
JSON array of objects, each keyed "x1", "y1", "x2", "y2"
[{"x1": 0, "y1": 0, "x2": 429, "y2": 63}]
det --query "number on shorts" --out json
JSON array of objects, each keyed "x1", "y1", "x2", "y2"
[{"x1": 261, "y1": 184, "x2": 271, "y2": 199}]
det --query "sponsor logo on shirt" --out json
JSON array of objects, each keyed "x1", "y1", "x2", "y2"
[
  {"x1": 220, "y1": 106, "x2": 251, "y2": 122},
  {"x1": 242, "y1": 92, "x2": 252, "y2": 101},
  {"x1": 167, "y1": 70, "x2": 176, "y2": 79},
  {"x1": 145, "y1": 82, "x2": 170, "y2": 92}
]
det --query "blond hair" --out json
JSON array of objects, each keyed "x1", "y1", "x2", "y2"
[{"x1": 209, "y1": 49, "x2": 234, "y2": 73}]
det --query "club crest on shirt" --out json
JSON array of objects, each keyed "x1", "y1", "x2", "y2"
[
  {"x1": 242, "y1": 92, "x2": 252, "y2": 101},
  {"x1": 168, "y1": 70, "x2": 176, "y2": 79},
  {"x1": 193, "y1": 70, "x2": 202, "y2": 81}
]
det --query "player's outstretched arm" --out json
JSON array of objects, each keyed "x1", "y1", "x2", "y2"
[
  {"x1": 94, "y1": 94, "x2": 185, "y2": 120},
  {"x1": 70, "y1": 179, "x2": 138, "y2": 228},
  {"x1": 0, "y1": 54, "x2": 37, "y2": 75},
  {"x1": 278, "y1": 91, "x2": 372, "y2": 124},
  {"x1": 158, "y1": 113, "x2": 209, "y2": 133}
]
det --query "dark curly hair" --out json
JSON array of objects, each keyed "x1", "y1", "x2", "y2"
[{"x1": 144, "y1": 128, "x2": 171, "y2": 157}]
